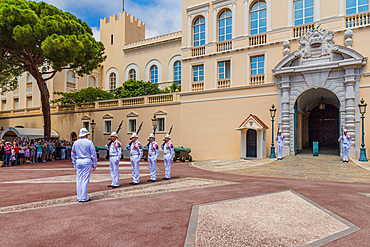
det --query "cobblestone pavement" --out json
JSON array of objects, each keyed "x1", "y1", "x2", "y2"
[{"x1": 192, "y1": 154, "x2": 370, "y2": 183}]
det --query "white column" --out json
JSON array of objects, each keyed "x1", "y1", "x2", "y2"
[
  {"x1": 315, "y1": 0, "x2": 320, "y2": 21},
  {"x1": 267, "y1": 0, "x2": 272, "y2": 31},
  {"x1": 288, "y1": 0, "x2": 292, "y2": 27},
  {"x1": 244, "y1": 0, "x2": 249, "y2": 35},
  {"x1": 232, "y1": 3, "x2": 236, "y2": 38},
  {"x1": 339, "y1": 0, "x2": 345, "y2": 16},
  {"x1": 280, "y1": 76, "x2": 291, "y2": 155},
  {"x1": 188, "y1": 15, "x2": 191, "y2": 47},
  {"x1": 213, "y1": 8, "x2": 217, "y2": 42},
  {"x1": 344, "y1": 67, "x2": 357, "y2": 156}
]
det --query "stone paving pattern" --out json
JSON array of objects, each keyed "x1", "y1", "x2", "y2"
[
  {"x1": 192, "y1": 191, "x2": 351, "y2": 247},
  {"x1": 1, "y1": 155, "x2": 370, "y2": 246},
  {"x1": 193, "y1": 154, "x2": 370, "y2": 183}
]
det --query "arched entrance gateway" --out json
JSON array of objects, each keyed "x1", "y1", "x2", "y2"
[{"x1": 273, "y1": 29, "x2": 367, "y2": 157}]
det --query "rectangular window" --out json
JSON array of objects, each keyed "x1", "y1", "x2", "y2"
[
  {"x1": 251, "y1": 55, "x2": 265, "y2": 75},
  {"x1": 218, "y1": 61, "x2": 231, "y2": 79},
  {"x1": 193, "y1": 65, "x2": 204, "y2": 82},
  {"x1": 128, "y1": 119, "x2": 137, "y2": 133},
  {"x1": 104, "y1": 120, "x2": 112, "y2": 133},
  {"x1": 82, "y1": 121, "x2": 90, "y2": 132},
  {"x1": 26, "y1": 96, "x2": 32, "y2": 108},
  {"x1": 157, "y1": 118, "x2": 165, "y2": 132},
  {"x1": 294, "y1": 0, "x2": 314, "y2": 26},
  {"x1": 13, "y1": 98, "x2": 19, "y2": 110},
  {"x1": 346, "y1": 0, "x2": 369, "y2": 14},
  {"x1": 1, "y1": 100, "x2": 6, "y2": 111}
]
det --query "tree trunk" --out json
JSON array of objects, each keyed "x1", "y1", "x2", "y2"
[{"x1": 37, "y1": 79, "x2": 51, "y2": 139}]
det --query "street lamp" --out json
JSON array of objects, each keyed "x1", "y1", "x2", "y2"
[
  {"x1": 90, "y1": 119, "x2": 96, "y2": 142},
  {"x1": 359, "y1": 98, "x2": 368, "y2": 162},
  {"x1": 269, "y1": 104, "x2": 277, "y2": 158},
  {"x1": 151, "y1": 115, "x2": 158, "y2": 135}
]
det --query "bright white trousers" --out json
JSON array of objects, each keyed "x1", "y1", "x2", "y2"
[
  {"x1": 342, "y1": 144, "x2": 350, "y2": 161},
  {"x1": 148, "y1": 154, "x2": 158, "y2": 180},
  {"x1": 277, "y1": 143, "x2": 284, "y2": 159},
  {"x1": 130, "y1": 155, "x2": 140, "y2": 183},
  {"x1": 164, "y1": 153, "x2": 172, "y2": 179},
  {"x1": 75, "y1": 158, "x2": 92, "y2": 201},
  {"x1": 109, "y1": 155, "x2": 120, "y2": 186}
]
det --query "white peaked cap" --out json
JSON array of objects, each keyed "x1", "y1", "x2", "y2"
[
  {"x1": 278, "y1": 129, "x2": 282, "y2": 133},
  {"x1": 131, "y1": 133, "x2": 138, "y2": 138},
  {"x1": 165, "y1": 134, "x2": 171, "y2": 139},
  {"x1": 79, "y1": 128, "x2": 89, "y2": 137},
  {"x1": 343, "y1": 128, "x2": 348, "y2": 132},
  {"x1": 149, "y1": 133, "x2": 155, "y2": 138},
  {"x1": 110, "y1": 132, "x2": 118, "y2": 137}
]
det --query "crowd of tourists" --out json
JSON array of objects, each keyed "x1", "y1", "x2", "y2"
[{"x1": 0, "y1": 137, "x2": 73, "y2": 167}]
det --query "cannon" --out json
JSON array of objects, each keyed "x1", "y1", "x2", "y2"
[
  {"x1": 173, "y1": 146, "x2": 192, "y2": 162},
  {"x1": 95, "y1": 146, "x2": 107, "y2": 159}
]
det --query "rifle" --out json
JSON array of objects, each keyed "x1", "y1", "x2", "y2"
[
  {"x1": 105, "y1": 120, "x2": 123, "y2": 159},
  {"x1": 162, "y1": 125, "x2": 173, "y2": 147},
  {"x1": 127, "y1": 122, "x2": 143, "y2": 149}
]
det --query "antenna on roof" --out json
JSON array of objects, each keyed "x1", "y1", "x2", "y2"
[{"x1": 123, "y1": 0, "x2": 125, "y2": 12}]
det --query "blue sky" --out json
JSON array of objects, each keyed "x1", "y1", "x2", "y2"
[{"x1": 35, "y1": 0, "x2": 182, "y2": 40}]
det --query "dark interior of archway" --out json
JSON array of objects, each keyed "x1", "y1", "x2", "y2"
[{"x1": 308, "y1": 104, "x2": 339, "y2": 154}]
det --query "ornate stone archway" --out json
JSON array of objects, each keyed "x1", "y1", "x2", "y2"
[{"x1": 273, "y1": 29, "x2": 367, "y2": 157}]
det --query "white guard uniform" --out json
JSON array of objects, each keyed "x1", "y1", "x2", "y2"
[
  {"x1": 129, "y1": 141, "x2": 143, "y2": 183},
  {"x1": 275, "y1": 134, "x2": 285, "y2": 160},
  {"x1": 71, "y1": 137, "x2": 97, "y2": 202},
  {"x1": 106, "y1": 140, "x2": 122, "y2": 187},
  {"x1": 162, "y1": 141, "x2": 174, "y2": 179},
  {"x1": 148, "y1": 141, "x2": 159, "y2": 181},
  {"x1": 338, "y1": 134, "x2": 352, "y2": 162}
]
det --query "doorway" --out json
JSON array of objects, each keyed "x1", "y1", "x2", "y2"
[{"x1": 246, "y1": 129, "x2": 257, "y2": 158}]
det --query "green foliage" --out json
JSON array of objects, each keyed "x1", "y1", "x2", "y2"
[
  {"x1": 51, "y1": 80, "x2": 182, "y2": 106},
  {"x1": 0, "y1": 0, "x2": 106, "y2": 90},
  {"x1": 113, "y1": 80, "x2": 165, "y2": 98},
  {"x1": 51, "y1": 87, "x2": 114, "y2": 106}
]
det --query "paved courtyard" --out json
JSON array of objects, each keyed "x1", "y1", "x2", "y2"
[{"x1": 1, "y1": 155, "x2": 370, "y2": 246}]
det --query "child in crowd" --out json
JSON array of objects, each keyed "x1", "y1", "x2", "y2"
[
  {"x1": 42, "y1": 143, "x2": 47, "y2": 162},
  {"x1": 61, "y1": 143, "x2": 66, "y2": 160},
  {"x1": 24, "y1": 142, "x2": 30, "y2": 163},
  {"x1": 30, "y1": 143, "x2": 36, "y2": 163},
  {"x1": 36, "y1": 141, "x2": 43, "y2": 163},
  {"x1": 10, "y1": 144, "x2": 15, "y2": 166}
]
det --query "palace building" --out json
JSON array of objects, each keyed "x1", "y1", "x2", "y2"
[{"x1": 1, "y1": 0, "x2": 370, "y2": 160}]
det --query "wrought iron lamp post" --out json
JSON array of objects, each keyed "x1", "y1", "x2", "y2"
[
  {"x1": 151, "y1": 115, "x2": 158, "y2": 136},
  {"x1": 90, "y1": 119, "x2": 96, "y2": 143},
  {"x1": 359, "y1": 99, "x2": 368, "y2": 162},
  {"x1": 269, "y1": 104, "x2": 277, "y2": 158}
]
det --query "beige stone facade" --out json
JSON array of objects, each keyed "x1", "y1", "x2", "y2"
[{"x1": 1, "y1": 0, "x2": 370, "y2": 160}]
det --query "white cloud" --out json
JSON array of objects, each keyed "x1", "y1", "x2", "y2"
[
  {"x1": 91, "y1": 27, "x2": 100, "y2": 41},
  {"x1": 36, "y1": 0, "x2": 182, "y2": 39}
]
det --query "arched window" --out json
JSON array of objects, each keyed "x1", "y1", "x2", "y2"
[
  {"x1": 218, "y1": 10, "x2": 232, "y2": 41},
  {"x1": 174, "y1": 61, "x2": 181, "y2": 85},
  {"x1": 129, "y1": 69, "x2": 136, "y2": 80},
  {"x1": 89, "y1": 76, "x2": 96, "y2": 87},
  {"x1": 346, "y1": 0, "x2": 369, "y2": 14},
  {"x1": 150, "y1": 65, "x2": 158, "y2": 83},
  {"x1": 109, "y1": 73, "x2": 116, "y2": 92},
  {"x1": 250, "y1": 1, "x2": 267, "y2": 35},
  {"x1": 193, "y1": 16, "x2": 206, "y2": 47},
  {"x1": 294, "y1": 0, "x2": 314, "y2": 26},
  {"x1": 67, "y1": 71, "x2": 75, "y2": 83}
]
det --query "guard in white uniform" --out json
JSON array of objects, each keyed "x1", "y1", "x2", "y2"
[
  {"x1": 146, "y1": 133, "x2": 159, "y2": 182},
  {"x1": 161, "y1": 134, "x2": 174, "y2": 180},
  {"x1": 127, "y1": 133, "x2": 142, "y2": 185},
  {"x1": 275, "y1": 129, "x2": 285, "y2": 160},
  {"x1": 106, "y1": 132, "x2": 122, "y2": 188},
  {"x1": 338, "y1": 128, "x2": 352, "y2": 162},
  {"x1": 71, "y1": 128, "x2": 97, "y2": 202}
]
